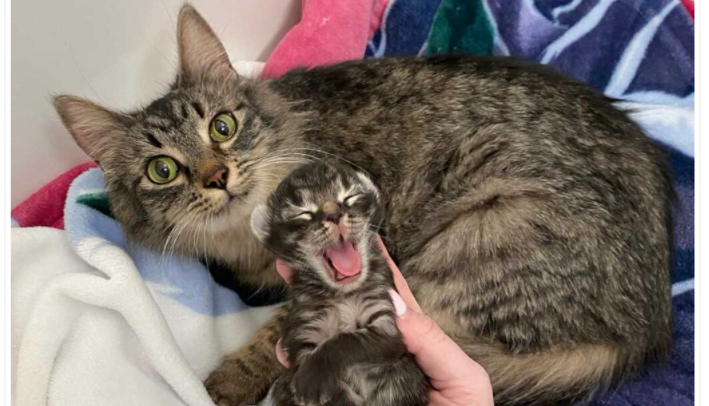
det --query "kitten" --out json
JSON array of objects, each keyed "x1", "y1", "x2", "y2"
[
  {"x1": 53, "y1": 5, "x2": 673, "y2": 406},
  {"x1": 251, "y1": 162, "x2": 428, "y2": 406}
]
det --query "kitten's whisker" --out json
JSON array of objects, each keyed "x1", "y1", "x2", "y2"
[{"x1": 365, "y1": 222, "x2": 386, "y2": 232}]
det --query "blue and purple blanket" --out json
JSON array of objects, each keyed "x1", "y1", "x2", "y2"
[{"x1": 367, "y1": 0, "x2": 694, "y2": 404}]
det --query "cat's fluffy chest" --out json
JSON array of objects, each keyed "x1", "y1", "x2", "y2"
[{"x1": 206, "y1": 223, "x2": 281, "y2": 287}]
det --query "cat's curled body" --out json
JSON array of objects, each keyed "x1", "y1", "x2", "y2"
[
  {"x1": 251, "y1": 162, "x2": 428, "y2": 406},
  {"x1": 53, "y1": 5, "x2": 673, "y2": 406}
]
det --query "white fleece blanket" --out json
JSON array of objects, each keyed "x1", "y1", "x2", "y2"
[{"x1": 11, "y1": 62, "x2": 280, "y2": 406}]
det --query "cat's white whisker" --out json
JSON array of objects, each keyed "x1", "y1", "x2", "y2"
[
  {"x1": 165, "y1": 209, "x2": 201, "y2": 266},
  {"x1": 288, "y1": 148, "x2": 372, "y2": 176}
]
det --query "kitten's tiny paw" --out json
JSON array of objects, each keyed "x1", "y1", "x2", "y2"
[
  {"x1": 205, "y1": 363, "x2": 264, "y2": 406},
  {"x1": 291, "y1": 361, "x2": 339, "y2": 405}
]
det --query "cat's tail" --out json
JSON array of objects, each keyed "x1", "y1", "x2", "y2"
[{"x1": 457, "y1": 340, "x2": 643, "y2": 406}]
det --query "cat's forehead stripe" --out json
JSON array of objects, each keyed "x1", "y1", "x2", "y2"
[{"x1": 144, "y1": 132, "x2": 163, "y2": 149}]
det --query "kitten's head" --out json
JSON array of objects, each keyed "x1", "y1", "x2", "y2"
[
  {"x1": 53, "y1": 5, "x2": 304, "y2": 250},
  {"x1": 251, "y1": 162, "x2": 383, "y2": 292}
]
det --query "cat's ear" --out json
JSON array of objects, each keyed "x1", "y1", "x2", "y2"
[
  {"x1": 177, "y1": 5, "x2": 235, "y2": 80},
  {"x1": 250, "y1": 204, "x2": 271, "y2": 243},
  {"x1": 53, "y1": 95, "x2": 125, "y2": 163}
]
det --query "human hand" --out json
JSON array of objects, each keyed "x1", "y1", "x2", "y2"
[{"x1": 274, "y1": 236, "x2": 495, "y2": 406}]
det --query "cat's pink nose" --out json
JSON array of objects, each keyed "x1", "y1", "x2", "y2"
[{"x1": 203, "y1": 165, "x2": 229, "y2": 189}]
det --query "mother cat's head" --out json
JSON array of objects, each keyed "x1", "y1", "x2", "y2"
[{"x1": 54, "y1": 5, "x2": 304, "y2": 249}]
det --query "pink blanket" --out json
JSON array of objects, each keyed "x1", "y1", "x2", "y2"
[
  {"x1": 12, "y1": 163, "x2": 97, "y2": 229},
  {"x1": 261, "y1": 0, "x2": 389, "y2": 78}
]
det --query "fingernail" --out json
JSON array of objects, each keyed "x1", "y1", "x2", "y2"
[{"x1": 388, "y1": 289, "x2": 407, "y2": 316}]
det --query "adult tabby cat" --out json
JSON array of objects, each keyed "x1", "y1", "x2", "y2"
[{"x1": 53, "y1": 5, "x2": 673, "y2": 406}]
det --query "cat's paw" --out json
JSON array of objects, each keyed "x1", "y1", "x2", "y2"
[
  {"x1": 205, "y1": 361, "x2": 265, "y2": 406},
  {"x1": 290, "y1": 361, "x2": 340, "y2": 405}
]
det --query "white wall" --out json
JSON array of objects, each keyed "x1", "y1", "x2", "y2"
[{"x1": 11, "y1": 0, "x2": 300, "y2": 207}]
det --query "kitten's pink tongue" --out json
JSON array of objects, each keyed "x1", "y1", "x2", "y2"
[{"x1": 326, "y1": 241, "x2": 361, "y2": 277}]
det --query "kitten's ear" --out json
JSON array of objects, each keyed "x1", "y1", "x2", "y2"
[
  {"x1": 53, "y1": 95, "x2": 125, "y2": 163},
  {"x1": 250, "y1": 204, "x2": 271, "y2": 243},
  {"x1": 177, "y1": 5, "x2": 235, "y2": 80}
]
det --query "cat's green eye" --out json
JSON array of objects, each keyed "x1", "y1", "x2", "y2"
[
  {"x1": 210, "y1": 112, "x2": 237, "y2": 142},
  {"x1": 147, "y1": 156, "x2": 179, "y2": 184}
]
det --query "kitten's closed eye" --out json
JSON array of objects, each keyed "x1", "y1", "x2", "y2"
[
  {"x1": 344, "y1": 194, "x2": 363, "y2": 206},
  {"x1": 292, "y1": 212, "x2": 314, "y2": 221}
]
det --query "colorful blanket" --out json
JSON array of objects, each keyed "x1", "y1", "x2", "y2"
[{"x1": 11, "y1": 1, "x2": 694, "y2": 405}]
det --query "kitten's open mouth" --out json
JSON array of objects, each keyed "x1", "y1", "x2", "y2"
[{"x1": 322, "y1": 238, "x2": 362, "y2": 284}]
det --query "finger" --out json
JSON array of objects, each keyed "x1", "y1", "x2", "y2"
[
  {"x1": 275, "y1": 259, "x2": 294, "y2": 284},
  {"x1": 398, "y1": 308, "x2": 474, "y2": 382},
  {"x1": 391, "y1": 291, "x2": 488, "y2": 392},
  {"x1": 393, "y1": 290, "x2": 491, "y2": 404},
  {"x1": 376, "y1": 235, "x2": 422, "y2": 313},
  {"x1": 275, "y1": 339, "x2": 290, "y2": 368},
  {"x1": 400, "y1": 310, "x2": 492, "y2": 400},
  {"x1": 428, "y1": 388, "x2": 492, "y2": 406}
]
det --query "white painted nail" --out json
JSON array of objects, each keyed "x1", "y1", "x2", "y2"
[{"x1": 388, "y1": 289, "x2": 407, "y2": 316}]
